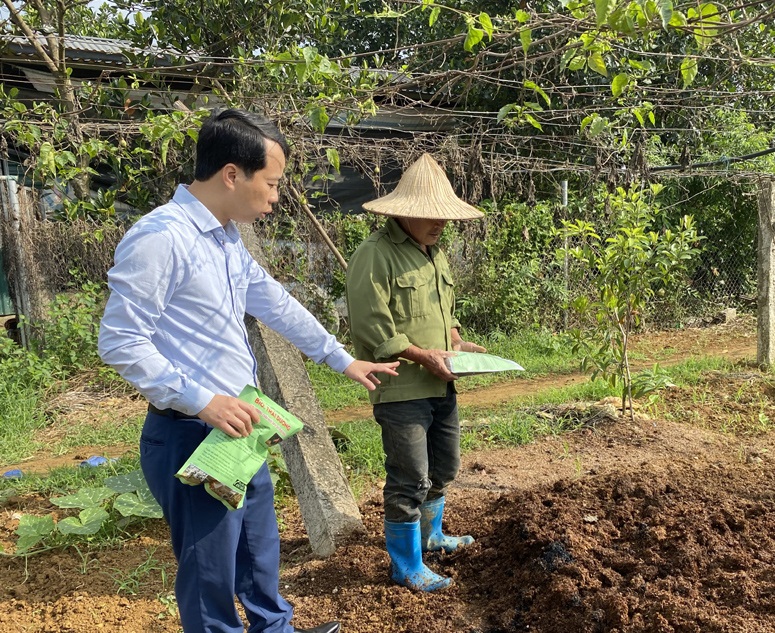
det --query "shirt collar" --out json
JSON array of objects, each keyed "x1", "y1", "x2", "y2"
[
  {"x1": 386, "y1": 217, "x2": 410, "y2": 244},
  {"x1": 386, "y1": 217, "x2": 437, "y2": 256},
  {"x1": 173, "y1": 184, "x2": 239, "y2": 240}
]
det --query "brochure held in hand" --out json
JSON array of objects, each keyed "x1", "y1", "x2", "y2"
[
  {"x1": 175, "y1": 385, "x2": 303, "y2": 510},
  {"x1": 445, "y1": 351, "x2": 525, "y2": 377}
]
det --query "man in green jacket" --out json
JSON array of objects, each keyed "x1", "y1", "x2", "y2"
[{"x1": 346, "y1": 153, "x2": 485, "y2": 592}]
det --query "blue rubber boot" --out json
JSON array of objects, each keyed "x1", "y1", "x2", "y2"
[
  {"x1": 384, "y1": 520, "x2": 452, "y2": 592},
  {"x1": 420, "y1": 496, "x2": 474, "y2": 553}
]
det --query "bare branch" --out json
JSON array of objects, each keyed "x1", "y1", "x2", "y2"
[{"x1": 1, "y1": 0, "x2": 58, "y2": 73}]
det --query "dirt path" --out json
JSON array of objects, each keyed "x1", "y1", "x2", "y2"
[
  {"x1": 3, "y1": 317, "x2": 756, "y2": 475},
  {"x1": 327, "y1": 317, "x2": 758, "y2": 423}
]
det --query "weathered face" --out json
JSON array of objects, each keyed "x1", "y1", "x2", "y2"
[
  {"x1": 398, "y1": 217, "x2": 448, "y2": 250},
  {"x1": 229, "y1": 140, "x2": 286, "y2": 223}
]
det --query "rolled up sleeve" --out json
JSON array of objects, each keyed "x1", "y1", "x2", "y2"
[{"x1": 346, "y1": 247, "x2": 408, "y2": 361}]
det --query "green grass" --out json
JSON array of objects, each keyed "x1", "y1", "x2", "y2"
[
  {"x1": 332, "y1": 370, "x2": 624, "y2": 490},
  {"x1": 327, "y1": 353, "x2": 760, "y2": 494},
  {"x1": 0, "y1": 386, "x2": 144, "y2": 467},
  {"x1": 334, "y1": 419, "x2": 386, "y2": 497},
  {"x1": 306, "y1": 327, "x2": 580, "y2": 410},
  {"x1": 305, "y1": 361, "x2": 366, "y2": 410},
  {"x1": 50, "y1": 414, "x2": 145, "y2": 455},
  {"x1": 659, "y1": 356, "x2": 737, "y2": 386},
  {"x1": 0, "y1": 327, "x2": 755, "y2": 513},
  {"x1": 0, "y1": 349, "x2": 764, "y2": 563},
  {"x1": 107, "y1": 545, "x2": 172, "y2": 595},
  {"x1": 648, "y1": 357, "x2": 774, "y2": 437},
  {"x1": 334, "y1": 405, "x2": 599, "y2": 491},
  {"x1": 476, "y1": 328, "x2": 579, "y2": 374},
  {"x1": 0, "y1": 454, "x2": 141, "y2": 498},
  {"x1": 0, "y1": 380, "x2": 50, "y2": 464}
]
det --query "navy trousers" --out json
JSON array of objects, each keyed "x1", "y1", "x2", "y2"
[{"x1": 140, "y1": 412, "x2": 293, "y2": 633}]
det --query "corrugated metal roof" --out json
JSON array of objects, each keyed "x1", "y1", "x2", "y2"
[
  {"x1": 0, "y1": 34, "x2": 192, "y2": 66},
  {"x1": 18, "y1": 65, "x2": 217, "y2": 108}
]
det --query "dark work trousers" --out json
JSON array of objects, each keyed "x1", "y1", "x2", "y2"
[
  {"x1": 373, "y1": 383, "x2": 460, "y2": 523},
  {"x1": 140, "y1": 412, "x2": 293, "y2": 633}
]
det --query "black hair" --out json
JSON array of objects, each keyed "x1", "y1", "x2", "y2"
[{"x1": 194, "y1": 109, "x2": 290, "y2": 181}]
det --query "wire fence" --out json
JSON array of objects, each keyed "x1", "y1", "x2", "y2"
[
  {"x1": 253, "y1": 206, "x2": 756, "y2": 336},
  {"x1": 1, "y1": 185, "x2": 758, "y2": 341}
]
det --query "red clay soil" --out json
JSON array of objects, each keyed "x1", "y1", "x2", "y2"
[{"x1": 1, "y1": 318, "x2": 774, "y2": 633}]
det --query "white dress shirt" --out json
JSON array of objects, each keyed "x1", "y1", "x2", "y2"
[{"x1": 98, "y1": 184, "x2": 353, "y2": 415}]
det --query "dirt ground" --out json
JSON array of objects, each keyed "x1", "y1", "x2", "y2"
[{"x1": 1, "y1": 317, "x2": 774, "y2": 633}]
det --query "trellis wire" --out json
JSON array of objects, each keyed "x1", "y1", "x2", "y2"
[{"x1": 1, "y1": 177, "x2": 757, "y2": 340}]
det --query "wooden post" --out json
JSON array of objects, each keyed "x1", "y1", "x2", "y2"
[
  {"x1": 757, "y1": 179, "x2": 775, "y2": 368},
  {"x1": 0, "y1": 176, "x2": 31, "y2": 347},
  {"x1": 561, "y1": 179, "x2": 569, "y2": 331},
  {"x1": 239, "y1": 225, "x2": 365, "y2": 557}
]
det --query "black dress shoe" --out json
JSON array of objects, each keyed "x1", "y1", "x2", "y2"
[{"x1": 294, "y1": 622, "x2": 340, "y2": 633}]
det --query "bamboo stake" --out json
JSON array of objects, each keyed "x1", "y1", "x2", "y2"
[{"x1": 287, "y1": 182, "x2": 348, "y2": 271}]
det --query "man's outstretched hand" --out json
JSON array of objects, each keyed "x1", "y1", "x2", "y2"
[{"x1": 344, "y1": 360, "x2": 400, "y2": 391}]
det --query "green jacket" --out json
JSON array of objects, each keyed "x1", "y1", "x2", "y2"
[{"x1": 346, "y1": 218, "x2": 459, "y2": 404}]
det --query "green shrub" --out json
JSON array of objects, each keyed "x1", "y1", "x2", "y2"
[
  {"x1": 0, "y1": 282, "x2": 110, "y2": 465},
  {"x1": 326, "y1": 211, "x2": 374, "y2": 300},
  {"x1": 28, "y1": 280, "x2": 105, "y2": 373},
  {"x1": 449, "y1": 198, "x2": 565, "y2": 333},
  {"x1": 0, "y1": 333, "x2": 57, "y2": 464},
  {"x1": 0, "y1": 332, "x2": 57, "y2": 386}
]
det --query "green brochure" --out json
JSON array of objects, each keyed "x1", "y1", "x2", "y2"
[
  {"x1": 175, "y1": 385, "x2": 304, "y2": 510},
  {"x1": 446, "y1": 352, "x2": 525, "y2": 377}
]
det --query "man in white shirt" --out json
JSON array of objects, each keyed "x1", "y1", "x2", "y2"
[{"x1": 99, "y1": 109, "x2": 398, "y2": 633}]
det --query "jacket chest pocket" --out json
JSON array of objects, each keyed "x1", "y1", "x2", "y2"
[
  {"x1": 439, "y1": 270, "x2": 455, "y2": 315},
  {"x1": 393, "y1": 270, "x2": 434, "y2": 319}
]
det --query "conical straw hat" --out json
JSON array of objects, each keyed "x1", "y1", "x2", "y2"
[{"x1": 363, "y1": 154, "x2": 483, "y2": 220}]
